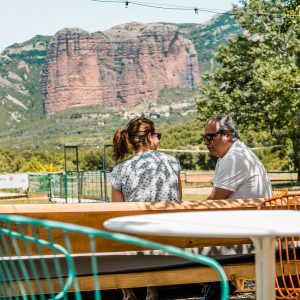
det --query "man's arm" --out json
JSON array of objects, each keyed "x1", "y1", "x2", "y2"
[{"x1": 209, "y1": 187, "x2": 233, "y2": 200}]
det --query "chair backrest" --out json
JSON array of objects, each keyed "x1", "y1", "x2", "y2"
[
  {"x1": 0, "y1": 214, "x2": 229, "y2": 300},
  {"x1": 258, "y1": 193, "x2": 300, "y2": 299},
  {"x1": 272, "y1": 188, "x2": 289, "y2": 198}
]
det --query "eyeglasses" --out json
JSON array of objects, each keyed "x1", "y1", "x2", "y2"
[
  {"x1": 203, "y1": 131, "x2": 223, "y2": 142},
  {"x1": 136, "y1": 131, "x2": 162, "y2": 140},
  {"x1": 152, "y1": 132, "x2": 162, "y2": 140}
]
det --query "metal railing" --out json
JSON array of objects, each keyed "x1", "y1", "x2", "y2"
[
  {"x1": 13, "y1": 170, "x2": 300, "y2": 203},
  {"x1": 28, "y1": 170, "x2": 111, "y2": 203}
]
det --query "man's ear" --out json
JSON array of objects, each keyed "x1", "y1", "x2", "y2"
[{"x1": 224, "y1": 130, "x2": 233, "y2": 140}]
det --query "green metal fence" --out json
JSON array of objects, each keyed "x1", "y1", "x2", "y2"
[
  {"x1": 28, "y1": 170, "x2": 111, "y2": 203},
  {"x1": 28, "y1": 173, "x2": 52, "y2": 194}
]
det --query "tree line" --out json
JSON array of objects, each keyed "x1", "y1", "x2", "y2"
[
  {"x1": 196, "y1": 0, "x2": 300, "y2": 180},
  {"x1": 0, "y1": 121, "x2": 291, "y2": 173}
]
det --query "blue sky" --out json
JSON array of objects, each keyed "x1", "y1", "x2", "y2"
[{"x1": 1, "y1": 0, "x2": 239, "y2": 52}]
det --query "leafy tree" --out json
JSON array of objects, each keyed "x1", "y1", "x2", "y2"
[
  {"x1": 176, "y1": 153, "x2": 195, "y2": 170},
  {"x1": 0, "y1": 151, "x2": 14, "y2": 172},
  {"x1": 81, "y1": 150, "x2": 104, "y2": 171},
  {"x1": 196, "y1": 0, "x2": 300, "y2": 180},
  {"x1": 18, "y1": 152, "x2": 63, "y2": 172}
]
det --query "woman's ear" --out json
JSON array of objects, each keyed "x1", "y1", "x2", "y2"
[{"x1": 146, "y1": 132, "x2": 152, "y2": 144}]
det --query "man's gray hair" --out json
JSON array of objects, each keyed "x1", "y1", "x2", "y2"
[{"x1": 207, "y1": 114, "x2": 240, "y2": 141}]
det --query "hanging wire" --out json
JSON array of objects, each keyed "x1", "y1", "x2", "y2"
[
  {"x1": 92, "y1": 0, "x2": 230, "y2": 14},
  {"x1": 92, "y1": 0, "x2": 300, "y2": 18}
]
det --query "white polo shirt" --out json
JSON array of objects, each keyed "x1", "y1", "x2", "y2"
[{"x1": 214, "y1": 140, "x2": 272, "y2": 199}]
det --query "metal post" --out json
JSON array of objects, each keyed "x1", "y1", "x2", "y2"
[
  {"x1": 64, "y1": 146, "x2": 67, "y2": 172},
  {"x1": 48, "y1": 173, "x2": 52, "y2": 202},
  {"x1": 64, "y1": 172, "x2": 68, "y2": 203},
  {"x1": 103, "y1": 145, "x2": 108, "y2": 201},
  {"x1": 75, "y1": 146, "x2": 81, "y2": 203},
  {"x1": 103, "y1": 144, "x2": 113, "y2": 202},
  {"x1": 100, "y1": 170, "x2": 103, "y2": 200},
  {"x1": 75, "y1": 146, "x2": 79, "y2": 172}
]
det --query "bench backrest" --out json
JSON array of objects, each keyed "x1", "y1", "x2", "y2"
[{"x1": 0, "y1": 199, "x2": 266, "y2": 254}]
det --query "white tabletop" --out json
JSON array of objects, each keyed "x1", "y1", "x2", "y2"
[
  {"x1": 104, "y1": 209, "x2": 300, "y2": 300},
  {"x1": 104, "y1": 210, "x2": 300, "y2": 238}
]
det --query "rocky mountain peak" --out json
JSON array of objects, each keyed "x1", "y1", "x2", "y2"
[{"x1": 42, "y1": 23, "x2": 200, "y2": 115}]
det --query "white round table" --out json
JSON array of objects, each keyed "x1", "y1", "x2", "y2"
[{"x1": 104, "y1": 210, "x2": 300, "y2": 300}]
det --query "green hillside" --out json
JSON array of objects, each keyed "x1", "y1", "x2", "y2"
[
  {"x1": 0, "y1": 35, "x2": 51, "y2": 132},
  {"x1": 176, "y1": 13, "x2": 242, "y2": 72},
  {"x1": 0, "y1": 88, "x2": 199, "y2": 151}
]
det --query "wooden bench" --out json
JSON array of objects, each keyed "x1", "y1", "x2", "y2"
[{"x1": 1, "y1": 199, "x2": 268, "y2": 292}]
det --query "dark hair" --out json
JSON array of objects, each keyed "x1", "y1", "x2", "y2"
[
  {"x1": 112, "y1": 117, "x2": 155, "y2": 161},
  {"x1": 206, "y1": 114, "x2": 240, "y2": 141}
]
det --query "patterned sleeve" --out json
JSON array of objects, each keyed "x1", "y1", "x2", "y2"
[
  {"x1": 109, "y1": 164, "x2": 122, "y2": 191},
  {"x1": 170, "y1": 155, "x2": 181, "y2": 175}
]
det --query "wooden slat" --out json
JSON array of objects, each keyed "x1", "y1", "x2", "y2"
[
  {"x1": 4, "y1": 262, "x2": 256, "y2": 295},
  {"x1": 98, "y1": 262, "x2": 256, "y2": 289},
  {"x1": 7, "y1": 259, "x2": 296, "y2": 295}
]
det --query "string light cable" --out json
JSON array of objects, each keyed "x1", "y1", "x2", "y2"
[
  {"x1": 92, "y1": 0, "x2": 300, "y2": 18},
  {"x1": 92, "y1": 0, "x2": 230, "y2": 14}
]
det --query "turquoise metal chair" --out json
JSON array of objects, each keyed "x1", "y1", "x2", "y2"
[{"x1": 0, "y1": 214, "x2": 229, "y2": 300}]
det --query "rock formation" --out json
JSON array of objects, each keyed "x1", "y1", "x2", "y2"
[{"x1": 42, "y1": 23, "x2": 200, "y2": 115}]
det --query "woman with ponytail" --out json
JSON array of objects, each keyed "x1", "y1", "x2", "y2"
[{"x1": 110, "y1": 117, "x2": 182, "y2": 300}]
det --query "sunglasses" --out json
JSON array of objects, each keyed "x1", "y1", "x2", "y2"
[
  {"x1": 152, "y1": 132, "x2": 162, "y2": 140},
  {"x1": 203, "y1": 130, "x2": 223, "y2": 142}
]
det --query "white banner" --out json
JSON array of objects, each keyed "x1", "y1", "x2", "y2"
[{"x1": 0, "y1": 174, "x2": 29, "y2": 189}]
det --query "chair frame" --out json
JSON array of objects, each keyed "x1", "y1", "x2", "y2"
[
  {"x1": 272, "y1": 188, "x2": 289, "y2": 198},
  {"x1": 0, "y1": 214, "x2": 229, "y2": 300},
  {"x1": 258, "y1": 193, "x2": 300, "y2": 299}
]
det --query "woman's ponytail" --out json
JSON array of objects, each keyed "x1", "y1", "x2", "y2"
[{"x1": 112, "y1": 128, "x2": 132, "y2": 161}]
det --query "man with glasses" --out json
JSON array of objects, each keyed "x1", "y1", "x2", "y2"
[
  {"x1": 204, "y1": 114, "x2": 272, "y2": 200},
  {"x1": 202, "y1": 114, "x2": 272, "y2": 299}
]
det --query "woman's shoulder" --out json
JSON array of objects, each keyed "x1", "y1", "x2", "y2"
[
  {"x1": 155, "y1": 151, "x2": 178, "y2": 162},
  {"x1": 112, "y1": 155, "x2": 136, "y2": 171}
]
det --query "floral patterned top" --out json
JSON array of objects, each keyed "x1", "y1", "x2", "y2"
[{"x1": 110, "y1": 151, "x2": 181, "y2": 202}]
